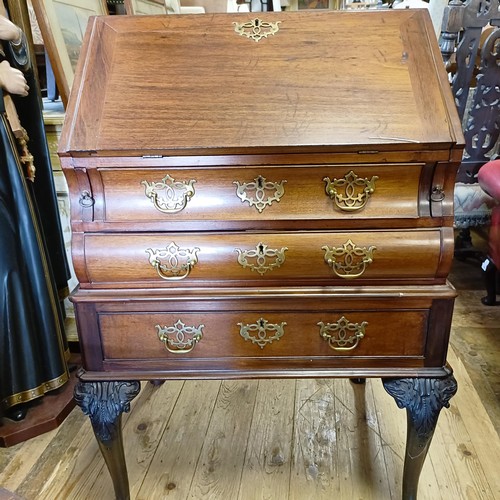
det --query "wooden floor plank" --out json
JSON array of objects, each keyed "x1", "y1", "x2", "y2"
[
  {"x1": 290, "y1": 378, "x2": 341, "y2": 500},
  {"x1": 0, "y1": 426, "x2": 56, "y2": 492},
  {"x1": 446, "y1": 348, "x2": 500, "y2": 499},
  {"x1": 187, "y1": 380, "x2": 259, "y2": 500},
  {"x1": 136, "y1": 380, "x2": 221, "y2": 499},
  {"x1": 425, "y1": 348, "x2": 497, "y2": 500},
  {"x1": 13, "y1": 405, "x2": 91, "y2": 500},
  {"x1": 337, "y1": 379, "x2": 392, "y2": 500},
  {"x1": 238, "y1": 379, "x2": 296, "y2": 500},
  {"x1": 365, "y1": 378, "x2": 407, "y2": 500}
]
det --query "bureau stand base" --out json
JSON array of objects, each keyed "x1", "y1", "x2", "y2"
[{"x1": 74, "y1": 374, "x2": 457, "y2": 500}]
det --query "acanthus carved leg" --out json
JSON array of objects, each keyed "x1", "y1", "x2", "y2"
[
  {"x1": 382, "y1": 374, "x2": 458, "y2": 500},
  {"x1": 74, "y1": 380, "x2": 141, "y2": 500}
]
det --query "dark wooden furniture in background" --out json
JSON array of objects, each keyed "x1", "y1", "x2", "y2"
[
  {"x1": 440, "y1": 0, "x2": 500, "y2": 257},
  {"x1": 59, "y1": 10, "x2": 464, "y2": 499}
]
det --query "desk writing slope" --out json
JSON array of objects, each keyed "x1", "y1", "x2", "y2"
[
  {"x1": 60, "y1": 10, "x2": 461, "y2": 156},
  {"x1": 59, "y1": 10, "x2": 463, "y2": 500}
]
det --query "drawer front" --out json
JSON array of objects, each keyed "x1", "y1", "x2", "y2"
[
  {"x1": 97, "y1": 164, "x2": 422, "y2": 224},
  {"x1": 98, "y1": 309, "x2": 427, "y2": 360},
  {"x1": 81, "y1": 229, "x2": 443, "y2": 286}
]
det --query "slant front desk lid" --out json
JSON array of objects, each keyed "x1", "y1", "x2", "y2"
[{"x1": 59, "y1": 10, "x2": 462, "y2": 157}]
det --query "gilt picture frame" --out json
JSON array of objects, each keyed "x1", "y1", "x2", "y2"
[
  {"x1": 124, "y1": 0, "x2": 167, "y2": 15},
  {"x1": 31, "y1": 0, "x2": 108, "y2": 107}
]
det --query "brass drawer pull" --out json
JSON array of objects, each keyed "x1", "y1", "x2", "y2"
[
  {"x1": 238, "y1": 317, "x2": 286, "y2": 349},
  {"x1": 324, "y1": 171, "x2": 378, "y2": 211},
  {"x1": 146, "y1": 242, "x2": 200, "y2": 280},
  {"x1": 234, "y1": 175, "x2": 286, "y2": 213},
  {"x1": 236, "y1": 242, "x2": 288, "y2": 275},
  {"x1": 79, "y1": 190, "x2": 95, "y2": 207},
  {"x1": 322, "y1": 239, "x2": 376, "y2": 279},
  {"x1": 318, "y1": 316, "x2": 367, "y2": 351},
  {"x1": 431, "y1": 185, "x2": 445, "y2": 202},
  {"x1": 141, "y1": 174, "x2": 196, "y2": 214},
  {"x1": 156, "y1": 320, "x2": 204, "y2": 354}
]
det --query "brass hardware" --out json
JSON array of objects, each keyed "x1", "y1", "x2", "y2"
[
  {"x1": 235, "y1": 242, "x2": 288, "y2": 275},
  {"x1": 234, "y1": 175, "x2": 286, "y2": 213},
  {"x1": 318, "y1": 316, "x2": 367, "y2": 351},
  {"x1": 146, "y1": 242, "x2": 200, "y2": 280},
  {"x1": 79, "y1": 190, "x2": 95, "y2": 207},
  {"x1": 431, "y1": 185, "x2": 445, "y2": 202},
  {"x1": 323, "y1": 171, "x2": 378, "y2": 211},
  {"x1": 322, "y1": 239, "x2": 376, "y2": 279},
  {"x1": 233, "y1": 18, "x2": 281, "y2": 42},
  {"x1": 156, "y1": 320, "x2": 204, "y2": 354},
  {"x1": 238, "y1": 317, "x2": 286, "y2": 349},
  {"x1": 141, "y1": 174, "x2": 196, "y2": 214}
]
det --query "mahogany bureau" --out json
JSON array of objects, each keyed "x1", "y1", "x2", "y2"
[{"x1": 58, "y1": 10, "x2": 464, "y2": 500}]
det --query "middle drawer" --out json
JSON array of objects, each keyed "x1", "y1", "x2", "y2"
[{"x1": 80, "y1": 229, "x2": 445, "y2": 287}]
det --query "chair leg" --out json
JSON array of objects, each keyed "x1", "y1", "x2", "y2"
[{"x1": 481, "y1": 257, "x2": 498, "y2": 306}]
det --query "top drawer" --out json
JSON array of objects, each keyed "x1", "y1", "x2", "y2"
[{"x1": 81, "y1": 164, "x2": 426, "y2": 229}]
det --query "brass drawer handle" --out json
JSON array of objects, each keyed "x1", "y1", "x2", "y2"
[
  {"x1": 318, "y1": 316, "x2": 367, "y2": 351},
  {"x1": 146, "y1": 242, "x2": 200, "y2": 280},
  {"x1": 431, "y1": 185, "x2": 445, "y2": 202},
  {"x1": 324, "y1": 171, "x2": 378, "y2": 211},
  {"x1": 234, "y1": 175, "x2": 286, "y2": 213},
  {"x1": 236, "y1": 242, "x2": 288, "y2": 275},
  {"x1": 322, "y1": 239, "x2": 376, "y2": 279},
  {"x1": 79, "y1": 190, "x2": 95, "y2": 207},
  {"x1": 141, "y1": 174, "x2": 196, "y2": 214},
  {"x1": 156, "y1": 320, "x2": 204, "y2": 354},
  {"x1": 238, "y1": 317, "x2": 286, "y2": 349}
]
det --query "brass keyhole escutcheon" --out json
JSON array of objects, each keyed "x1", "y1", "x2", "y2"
[
  {"x1": 236, "y1": 242, "x2": 288, "y2": 275},
  {"x1": 238, "y1": 317, "x2": 286, "y2": 349},
  {"x1": 234, "y1": 175, "x2": 286, "y2": 213},
  {"x1": 233, "y1": 18, "x2": 281, "y2": 42}
]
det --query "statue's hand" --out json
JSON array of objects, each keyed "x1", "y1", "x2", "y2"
[
  {"x1": 0, "y1": 15, "x2": 22, "y2": 43},
  {"x1": 0, "y1": 60, "x2": 28, "y2": 96}
]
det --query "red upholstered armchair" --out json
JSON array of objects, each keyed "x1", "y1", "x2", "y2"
[{"x1": 478, "y1": 160, "x2": 500, "y2": 305}]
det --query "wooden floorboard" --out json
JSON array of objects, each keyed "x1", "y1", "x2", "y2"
[
  {"x1": 238, "y1": 379, "x2": 295, "y2": 500},
  {"x1": 1, "y1": 345, "x2": 498, "y2": 500}
]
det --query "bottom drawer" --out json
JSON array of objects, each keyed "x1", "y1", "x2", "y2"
[
  {"x1": 73, "y1": 288, "x2": 455, "y2": 376},
  {"x1": 99, "y1": 309, "x2": 426, "y2": 359}
]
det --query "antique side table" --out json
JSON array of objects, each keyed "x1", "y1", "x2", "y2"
[{"x1": 59, "y1": 10, "x2": 463, "y2": 499}]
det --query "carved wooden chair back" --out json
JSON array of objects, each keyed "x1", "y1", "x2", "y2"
[{"x1": 441, "y1": 0, "x2": 500, "y2": 183}]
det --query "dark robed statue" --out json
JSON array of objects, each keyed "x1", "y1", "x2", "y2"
[{"x1": 0, "y1": 4, "x2": 70, "y2": 422}]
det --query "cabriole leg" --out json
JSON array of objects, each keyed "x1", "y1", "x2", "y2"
[
  {"x1": 74, "y1": 380, "x2": 141, "y2": 500},
  {"x1": 382, "y1": 374, "x2": 458, "y2": 500}
]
